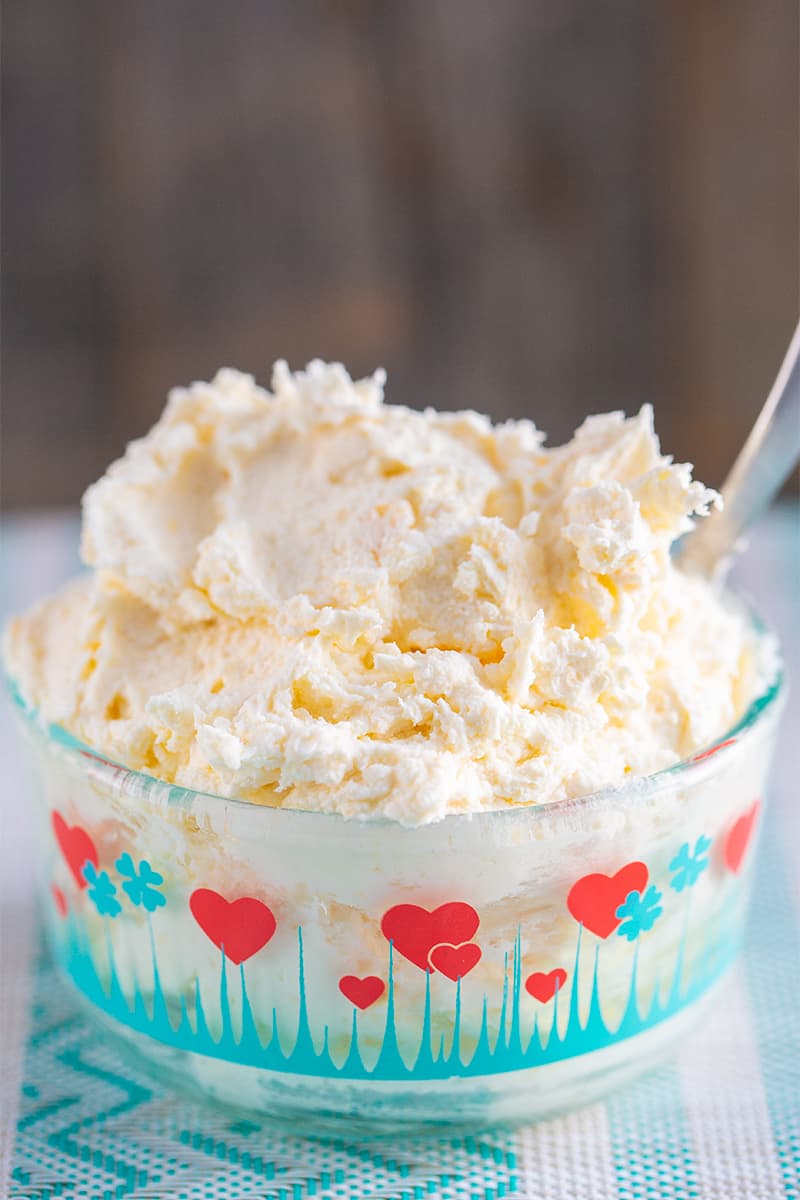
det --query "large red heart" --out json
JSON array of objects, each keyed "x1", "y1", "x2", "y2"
[
  {"x1": 380, "y1": 902, "x2": 480, "y2": 973},
  {"x1": 567, "y1": 861, "x2": 648, "y2": 938},
  {"x1": 189, "y1": 889, "x2": 277, "y2": 965},
  {"x1": 525, "y1": 968, "x2": 567, "y2": 1003},
  {"x1": 723, "y1": 801, "x2": 760, "y2": 873},
  {"x1": 52, "y1": 811, "x2": 98, "y2": 889},
  {"x1": 428, "y1": 942, "x2": 482, "y2": 980},
  {"x1": 338, "y1": 975, "x2": 385, "y2": 1010}
]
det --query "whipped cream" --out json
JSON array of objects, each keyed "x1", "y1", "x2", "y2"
[{"x1": 4, "y1": 361, "x2": 760, "y2": 823}]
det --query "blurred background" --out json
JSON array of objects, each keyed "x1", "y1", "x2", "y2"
[{"x1": 2, "y1": 0, "x2": 798, "y2": 509}]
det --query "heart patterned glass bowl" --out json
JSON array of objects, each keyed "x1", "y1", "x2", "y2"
[{"x1": 8, "y1": 614, "x2": 783, "y2": 1134}]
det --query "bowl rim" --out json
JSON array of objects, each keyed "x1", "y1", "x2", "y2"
[{"x1": 5, "y1": 601, "x2": 785, "y2": 830}]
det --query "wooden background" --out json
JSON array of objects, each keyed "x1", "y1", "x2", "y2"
[{"x1": 2, "y1": 0, "x2": 798, "y2": 508}]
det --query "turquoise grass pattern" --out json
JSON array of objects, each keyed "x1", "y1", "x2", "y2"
[
  {"x1": 13, "y1": 942, "x2": 521, "y2": 1200},
  {"x1": 56, "y1": 914, "x2": 738, "y2": 1082}
]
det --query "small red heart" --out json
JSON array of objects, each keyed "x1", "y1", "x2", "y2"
[
  {"x1": 567, "y1": 861, "x2": 649, "y2": 938},
  {"x1": 693, "y1": 738, "x2": 735, "y2": 763},
  {"x1": 723, "y1": 801, "x2": 760, "y2": 873},
  {"x1": 51, "y1": 884, "x2": 68, "y2": 918},
  {"x1": 428, "y1": 942, "x2": 482, "y2": 980},
  {"x1": 338, "y1": 975, "x2": 385, "y2": 1010},
  {"x1": 381, "y1": 902, "x2": 479, "y2": 973},
  {"x1": 189, "y1": 889, "x2": 277, "y2": 965},
  {"x1": 525, "y1": 968, "x2": 567, "y2": 1003},
  {"x1": 52, "y1": 812, "x2": 99, "y2": 890}
]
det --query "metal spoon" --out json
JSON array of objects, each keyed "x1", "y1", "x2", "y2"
[{"x1": 677, "y1": 319, "x2": 800, "y2": 581}]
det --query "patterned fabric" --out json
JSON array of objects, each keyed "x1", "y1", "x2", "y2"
[
  {"x1": 2, "y1": 511, "x2": 799, "y2": 1200},
  {"x1": 12, "y1": 944, "x2": 522, "y2": 1200}
]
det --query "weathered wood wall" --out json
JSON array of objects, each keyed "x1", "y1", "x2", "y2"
[{"x1": 2, "y1": 0, "x2": 798, "y2": 507}]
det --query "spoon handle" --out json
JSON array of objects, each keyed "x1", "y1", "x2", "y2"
[{"x1": 678, "y1": 320, "x2": 800, "y2": 579}]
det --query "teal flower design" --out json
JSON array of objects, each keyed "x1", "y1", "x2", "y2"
[
  {"x1": 82, "y1": 861, "x2": 121, "y2": 917},
  {"x1": 669, "y1": 835, "x2": 712, "y2": 893},
  {"x1": 115, "y1": 853, "x2": 166, "y2": 912},
  {"x1": 615, "y1": 885, "x2": 662, "y2": 942}
]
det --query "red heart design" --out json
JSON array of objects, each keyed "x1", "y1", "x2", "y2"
[
  {"x1": 723, "y1": 801, "x2": 760, "y2": 873},
  {"x1": 51, "y1": 884, "x2": 68, "y2": 918},
  {"x1": 52, "y1": 812, "x2": 99, "y2": 889},
  {"x1": 189, "y1": 889, "x2": 277, "y2": 965},
  {"x1": 693, "y1": 738, "x2": 735, "y2": 763},
  {"x1": 381, "y1": 902, "x2": 480, "y2": 973},
  {"x1": 567, "y1": 862, "x2": 648, "y2": 938},
  {"x1": 338, "y1": 975, "x2": 385, "y2": 1009},
  {"x1": 525, "y1": 968, "x2": 568, "y2": 1003},
  {"x1": 428, "y1": 942, "x2": 482, "y2": 980}
]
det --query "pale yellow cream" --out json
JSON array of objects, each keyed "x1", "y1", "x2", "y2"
[{"x1": 5, "y1": 361, "x2": 759, "y2": 823}]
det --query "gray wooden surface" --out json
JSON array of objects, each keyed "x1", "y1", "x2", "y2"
[{"x1": 2, "y1": 0, "x2": 798, "y2": 507}]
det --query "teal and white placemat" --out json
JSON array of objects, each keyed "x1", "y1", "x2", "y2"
[{"x1": 2, "y1": 509, "x2": 799, "y2": 1200}]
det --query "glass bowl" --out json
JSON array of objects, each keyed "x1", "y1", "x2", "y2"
[{"x1": 7, "y1": 615, "x2": 783, "y2": 1133}]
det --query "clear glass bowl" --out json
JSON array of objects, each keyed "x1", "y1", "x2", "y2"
[{"x1": 8, "y1": 616, "x2": 784, "y2": 1133}]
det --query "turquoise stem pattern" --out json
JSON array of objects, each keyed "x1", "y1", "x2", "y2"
[{"x1": 55, "y1": 911, "x2": 738, "y2": 1082}]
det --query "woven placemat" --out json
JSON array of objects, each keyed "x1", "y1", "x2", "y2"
[{"x1": 8, "y1": 816, "x2": 799, "y2": 1200}]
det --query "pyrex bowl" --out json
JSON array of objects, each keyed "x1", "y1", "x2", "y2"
[{"x1": 8, "y1": 620, "x2": 783, "y2": 1133}]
